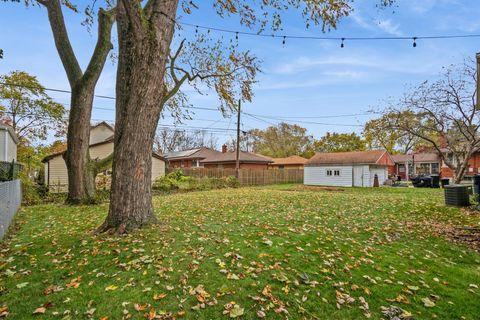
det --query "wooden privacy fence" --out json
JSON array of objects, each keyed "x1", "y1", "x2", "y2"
[{"x1": 166, "y1": 168, "x2": 304, "y2": 186}]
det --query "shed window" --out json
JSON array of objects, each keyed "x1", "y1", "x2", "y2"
[
  {"x1": 334, "y1": 170, "x2": 340, "y2": 176},
  {"x1": 326, "y1": 170, "x2": 332, "y2": 176}
]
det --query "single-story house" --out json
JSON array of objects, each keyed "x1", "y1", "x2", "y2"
[
  {"x1": 267, "y1": 155, "x2": 308, "y2": 169},
  {"x1": 304, "y1": 150, "x2": 394, "y2": 187},
  {"x1": 0, "y1": 123, "x2": 19, "y2": 162},
  {"x1": 42, "y1": 122, "x2": 166, "y2": 192},
  {"x1": 165, "y1": 147, "x2": 223, "y2": 169},
  {"x1": 200, "y1": 147, "x2": 272, "y2": 169},
  {"x1": 165, "y1": 145, "x2": 273, "y2": 169},
  {"x1": 391, "y1": 153, "x2": 441, "y2": 180}
]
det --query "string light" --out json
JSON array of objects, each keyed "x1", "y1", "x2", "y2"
[
  {"x1": 235, "y1": 32, "x2": 239, "y2": 41},
  {"x1": 413, "y1": 37, "x2": 417, "y2": 47},
  {"x1": 282, "y1": 36, "x2": 286, "y2": 46},
  {"x1": 341, "y1": 37, "x2": 345, "y2": 48}
]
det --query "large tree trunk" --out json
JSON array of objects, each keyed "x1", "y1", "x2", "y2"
[
  {"x1": 64, "y1": 85, "x2": 96, "y2": 203},
  {"x1": 98, "y1": 0, "x2": 179, "y2": 233},
  {"x1": 42, "y1": 0, "x2": 115, "y2": 204}
]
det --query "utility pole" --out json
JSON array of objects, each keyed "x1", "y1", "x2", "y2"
[
  {"x1": 476, "y1": 52, "x2": 480, "y2": 110},
  {"x1": 235, "y1": 100, "x2": 241, "y2": 177}
]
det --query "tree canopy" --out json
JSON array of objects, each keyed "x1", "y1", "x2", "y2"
[
  {"x1": 0, "y1": 71, "x2": 65, "y2": 143},
  {"x1": 248, "y1": 123, "x2": 314, "y2": 158},
  {"x1": 314, "y1": 132, "x2": 366, "y2": 153}
]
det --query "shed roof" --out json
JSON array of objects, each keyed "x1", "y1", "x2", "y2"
[
  {"x1": 0, "y1": 123, "x2": 19, "y2": 144},
  {"x1": 269, "y1": 155, "x2": 308, "y2": 166},
  {"x1": 306, "y1": 150, "x2": 391, "y2": 166}
]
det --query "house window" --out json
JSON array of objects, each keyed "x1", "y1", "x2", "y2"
[
  {"x1": 431, "y1": 163, "x2": 439, "y2": 174},
  {"x1": 334, "y1": 170, "x2": 340, "y2": 176},
  {"x1": 180, "y1": 160, "x2": 185, "y2": 168},
  {"x1": 326, "y1": 170, "x2": 332, "y2": 176},
  {"x1": 192, "y1": 160, "x2": 201, "y2": 168}
]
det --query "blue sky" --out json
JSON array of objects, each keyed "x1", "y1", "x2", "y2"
[{"x1": 1, "y1": 0, "x2": 480, "y2": 146}]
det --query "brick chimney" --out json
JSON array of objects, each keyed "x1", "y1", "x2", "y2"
[
  {"x1": 439, "y1": 134, "x2": 448, "y2": 149},
  {"x1": 222, "y1": 144, "x2": 228, "y2": 153}
]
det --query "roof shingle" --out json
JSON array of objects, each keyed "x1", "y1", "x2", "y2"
[{"x1": 306, "y1": 150, "x2": 389, "y2": 166}]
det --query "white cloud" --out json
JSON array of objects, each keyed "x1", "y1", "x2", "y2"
[{"x1": 376, "y1": 19, "x2": 404, "y2": 36}]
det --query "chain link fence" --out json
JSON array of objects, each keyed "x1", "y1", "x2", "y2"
[{"x1": 0, "y1": 180, "x2": 22, "y2": 240}]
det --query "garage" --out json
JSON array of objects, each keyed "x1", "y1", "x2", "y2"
[{"x1": 304, "y1": 150, "x2": 394, "y2": 187}]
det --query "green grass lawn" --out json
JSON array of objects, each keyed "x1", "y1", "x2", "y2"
[{"x1": 1, "y1": 186, "x2": 479, "y2": 319}]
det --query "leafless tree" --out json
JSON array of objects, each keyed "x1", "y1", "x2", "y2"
[
  {"x1": 384, "y1": 59, "x2": 480, "y2": 183},
  {"x1": 154, "y1": 128, "x2": 219, "y2": 154}
]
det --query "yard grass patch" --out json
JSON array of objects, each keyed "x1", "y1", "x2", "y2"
[{"x1": 1, "y1": 186, "x2": 479, "y2": 319}]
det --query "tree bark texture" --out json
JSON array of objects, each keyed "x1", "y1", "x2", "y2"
[
  {"x1": 99, "y1": 0, "x2": 179, "y2": 233},
  {"x1": 41, "y1": 0, "x2": 115, "y2": 203}
]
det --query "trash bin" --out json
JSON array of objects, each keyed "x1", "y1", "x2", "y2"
[
  {"x1": 430, "y1": 174, "x2": 440, "y2": 188},
  {"x1": 441, "y1": 178, "x2": 450, "y2": 188},
  {"x1": 473, "y1": 174, "x2": 480, "y2": 195},
  {"x1": 444, "y1": 185, "x2": 470, "y2": 207}
]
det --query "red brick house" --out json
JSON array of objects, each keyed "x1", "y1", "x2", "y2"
[
  {"x1": 391, "y1": 153, "x2": 441, "y2": 180},
  {"x1": 439, "y1": 150, "x2": 480, "y2": 179},
  {"x1": 165, "y1": 145, "x2": 272, "y2": 169},
  {"x1": 165, "y1": 147, "x2": 221, "y2": 169}
]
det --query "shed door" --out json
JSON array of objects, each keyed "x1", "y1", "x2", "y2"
[{"x1": 353, "y1": 166, "x2": 364, "y2": 187}]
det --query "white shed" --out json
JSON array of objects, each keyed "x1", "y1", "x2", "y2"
[
  {"x1": 304, "y1": 150, "x2": 394, "y2": 187},
  {"x1": 0, "y1": 123, "x2": 19, "y2": 162}
]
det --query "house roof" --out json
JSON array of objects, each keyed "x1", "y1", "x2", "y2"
[
  {"x1": 91, "y1": 121, "x2": 114, "y2": 132},
  {"x1": 391, "y1": 153, "x2": 440, "y2": 163},
  {"x1": 200, "y1": 151, "x2": 273, "y2": 164},
  {"x1": 42, "y1": 141, "x2": 166, "y2": 163},
  {"x1": 0, "y1": 123, "x2": 19, "y2": 144},
  {"x1": 164, "y1": 147, "x2": 222, "y2": 161},
  {"x1": 269, "y1": 155, "x2": 308, "y2": 166},
  {"x1": 306, "y1": 150, "x2": 391, "y2": 166}
]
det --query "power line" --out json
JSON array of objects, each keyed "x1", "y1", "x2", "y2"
[{"x1": 1, "y1": 82, "x2": 367, "y2": 128}]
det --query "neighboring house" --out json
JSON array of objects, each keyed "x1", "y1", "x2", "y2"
[
  {"x1": 42, "y1": 122, "x2": 166, "y2": 192},
  {"x1": 439, "y1": 149, "x2": 480, "y2": 179},
  {"x1": 304, "y1": 150, "x2": 394, "y2": 187},
  {"x1": 165, "y1": 147, "x2": 222, "y2": 169},
  {"x1": 0, "y1": 123, "x2": 19, "y2": 162},
  {"x1": 391, "y1": 153, "x2": 441, "y2": 180},
  {"x1": 165, "y1": 145, "x2": 273, "y2": 169},
  {"x1": 267, "y1": 155, "x2": 308, "y2": 169}
]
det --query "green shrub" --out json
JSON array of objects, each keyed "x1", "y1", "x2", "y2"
[
  {"x1": 153, "y1": 171, "x2": 241, "y2": 193},
  {"x1": 225, "y1": 176, "x2": 240, "y2": 188},
  {"x1": 19, "y1": 172, "x2": 42, "y2": 205}
]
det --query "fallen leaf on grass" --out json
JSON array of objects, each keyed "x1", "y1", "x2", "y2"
[
  {"x1": 32, "y1": 307, "x2": 46, "y2": 315},
  {"x1": 422, "y1": 297, "x2": 435, "y2": 307},
  {"x1": 105, "y1": 285, "x2": 118, "y2": 291},
  {"x1": 153, "y1": 293, "x2": 167, "y2": 300}
]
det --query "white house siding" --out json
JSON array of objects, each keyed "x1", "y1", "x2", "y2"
[
  {"x1": 305, "y1": 165, "x2": 388, "y2": 187},
  {"x1": 47, "y1": 155, "x2": 69, "y2": 193},
  {"x1": 1, "y1": 130, "x2": 17, "y2": 162},
  {"x1": 46, "y1": 146, "x2": 166, "y2": 192},
  {"x1": 304, "y1": 166, "x2": 354, "y2": 187},
  {"x1": 89, "y1": 124, "x2": 114, "y2": 145},
  {"x1": 0, "y1": 130, "x2": 7, "y2": 161},
  {"x1": 90, "y1": 143, "x2": 114, "y2": 160},
  {"x1": 152, "y1": 157, "x2": 166, "y2": 181}
]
